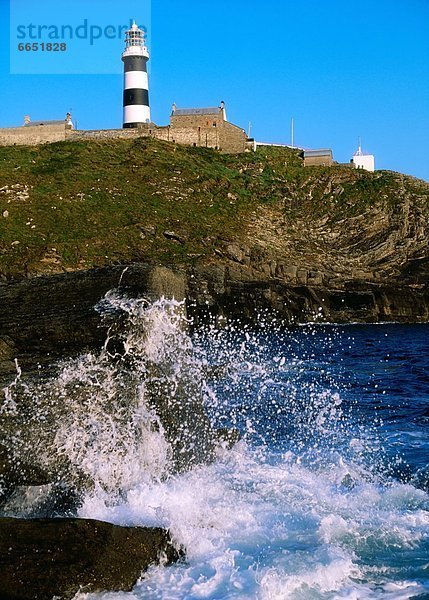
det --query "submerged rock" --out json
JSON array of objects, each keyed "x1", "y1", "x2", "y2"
[
  {"x1": 0, "y1": 443, "x2": 52, "y2": 503},
  {"x1": 0, "y1": 517, "x2": 182, "y2": 600}
]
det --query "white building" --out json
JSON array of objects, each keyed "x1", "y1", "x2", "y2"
[{"x1": 352, "y1": 143, "x2": 375, "y2": 172}]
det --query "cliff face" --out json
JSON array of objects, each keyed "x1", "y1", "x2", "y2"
[
  {"x1": 0, "y1": 263, "x2": 428, "y2": 383},
  {"x1": 0, "y1": 264, "x2": 193, "y2": 380},
  {"x1": 0, "y1": 138, "x2": 428, "y2": 376},
  {"x1": 188, "y1": 265, "x2": 429, "y2": 324},
  {"x1": 1, "y1": 138, "x2": 428, "y2": 283},
  {"x1": 186, "y1": 167, "x2": 429, "y2": 324},
  {"x1": 242, "y1": 171, "x2": 428, "y2": 287}
]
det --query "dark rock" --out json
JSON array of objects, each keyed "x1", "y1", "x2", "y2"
[
  {"x1": 0, "y1": 517, "x2": 182, "y2": 600},
  {"x1": 225, "y1": 243, "x2": 244, "y2": 264},
  {"x1": 0, "y1": 264, "x2": 206, "y2": 503},
  {"x1": 145, "y1": 372, "x2": 217, "y2": 473},
  {"x1": 1, "y1": 265, "x2": 427, "y2": 387},
  {"x1": 0, "y1": 444, "x2": 51, "y2": 501},
  {"x1": 163, "y1": 231, "x2": 186, "y2": 244},
  {"x1": 0, "y1": 264, "x2": 186, "y2": 380},
  {"x1": 188, "y1": 265, "x2": 429, "y2": 325},
  {"x1": 0, "y1": 265, "x2": 148, "y2": 379}
]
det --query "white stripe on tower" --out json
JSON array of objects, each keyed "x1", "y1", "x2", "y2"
[
  {"x1": 124, "y1": 71, "x2": 148, "y2": 90},
  {"x1": 122, "y1": 21, "x2": 150, "y2": 128}
]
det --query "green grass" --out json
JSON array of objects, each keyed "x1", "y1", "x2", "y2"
[{"x1": 0, "y1": 137, "x2": 427, "y2": 279}]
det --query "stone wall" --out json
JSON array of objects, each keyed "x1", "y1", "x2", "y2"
[
  {"x1": 170, "y1": 123, "x2": 247, "y2": 153},
  {"x1": 303, "y1": 153, "x2": 333, "y2": 167},
  {"x1": 67, "y1": 121, "x2": 247, "y2": 153},
  {"x1": 168, "y1": 113, "x2": 247, "y2": 153},
  {"x1": 0, "y1": 124, "x2": 67, "y2": 146},
  {"x1": 169, "y1": 126, "x2": 219, "y2": 149},
  {"x1": 170, "y1": 112, "x2": 224, "y2": 130},
  {"x1": 220, "y1": 122, "x2": 248, "y2": 153},
  {"x1": 0, "y1": 118, "x2": 248, "y2": 153},
  {"x1": 66, "y1": 128, "x2": 142, "y2": 141}
]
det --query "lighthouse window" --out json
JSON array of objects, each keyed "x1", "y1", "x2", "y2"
[{"x1": 213, "y1": 122, "x2": 217, "y2": 127}]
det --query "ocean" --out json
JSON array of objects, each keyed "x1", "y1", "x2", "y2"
[
  {"x1": 72, "y1": 299, "x2": 429, "y2": 599},
  {"x1": 4, "y1": 296, "x2": 429, "y2": 599}
]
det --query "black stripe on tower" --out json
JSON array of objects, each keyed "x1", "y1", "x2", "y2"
[
  {"x1": 123, "y1": 56, "x2": 148, "y2": 73},
  {"x1": 123, "y1": 89, "x2": 149, "y2": 106}
]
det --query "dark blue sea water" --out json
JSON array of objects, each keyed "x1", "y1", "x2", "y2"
[
  {"x1": 208, "y1": 323, "x2": 429, "y2": 478},
  {"x1": 74, "y1": 310, "x2": 429, "y2": 600}
]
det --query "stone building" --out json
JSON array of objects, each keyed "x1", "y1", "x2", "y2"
[
  {"x1": 118, "y1": 101, "x2": 251, "y2": 153},
  {"x1": 302, "y1": 148, "x2": 333, "y2": 167},
  {"x1": 0, "y1": 114, "x2": 73, "y2": 147},
  {"x1": 351, "y1": 143, "x2": 375, "y2": 172},
  {"x1": 159, "y1": 102, "x2": 249, "y2": 153}
]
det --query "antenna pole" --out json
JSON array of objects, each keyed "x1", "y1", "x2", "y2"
[
  {"x1": 247, "y1": 121, "x2": 252, "y2": 138},
  {"x1": 291, "y1": 117, "x2": 294, "y2": 148}
]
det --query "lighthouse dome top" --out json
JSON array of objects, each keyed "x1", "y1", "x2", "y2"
[{"x1": 127, "y1": 20, "x2": 143, "y2": 33}]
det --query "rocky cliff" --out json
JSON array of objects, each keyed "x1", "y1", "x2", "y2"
[{"x1": 0, "y1": 138, "x2": 428, "y2": 378}]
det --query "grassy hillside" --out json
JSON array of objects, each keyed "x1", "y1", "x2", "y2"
[{"x1": 0, "y1": 137, "x2": 428, "y2": 280}]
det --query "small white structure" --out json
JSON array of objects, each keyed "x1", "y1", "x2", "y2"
[{"x1": 352, "y1": 142, "x2": 375, "y2": 172}]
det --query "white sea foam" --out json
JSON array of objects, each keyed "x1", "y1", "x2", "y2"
[
  {"x1": 3, "y1": 294, "x2": 428, "y2": 599},
  {"x1": 75, "y1": 440, "x2": 429, "y2": 599}
]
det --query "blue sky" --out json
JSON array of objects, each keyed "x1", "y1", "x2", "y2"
[{"x1": 1, "y1": 0, "x2": 428, "y2": 180}]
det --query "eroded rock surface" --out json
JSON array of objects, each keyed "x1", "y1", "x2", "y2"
[{"x1": 0, "y1": 517, "x2": 181, "y2": 600}]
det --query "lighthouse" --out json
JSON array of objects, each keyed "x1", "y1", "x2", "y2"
[{"x1": 122, "y1": 21, "x2": 150, "y2": 128}]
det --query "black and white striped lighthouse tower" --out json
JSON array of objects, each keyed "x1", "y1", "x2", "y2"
[{"x1": 122, "y1": 21, "x2": 150, "y2": 128}]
